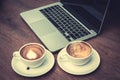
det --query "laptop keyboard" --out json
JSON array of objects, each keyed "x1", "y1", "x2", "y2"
[{"x1": 40, "y1": 5, "x2": 90, "y2": 41}]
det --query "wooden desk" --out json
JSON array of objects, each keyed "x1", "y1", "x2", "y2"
[{"x1": 0, "y1": 0, "x2": 120, "y2": 80}]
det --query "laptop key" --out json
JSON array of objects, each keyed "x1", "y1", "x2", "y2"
[{"x1": 40, "y1": 5, "x2": 91, "y2": 41}]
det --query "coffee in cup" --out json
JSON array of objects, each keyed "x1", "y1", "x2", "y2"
[
  {"x1": 67, "y1": 42, "x2": 92, "y2": 58},
  {"x1": 20, "y1": 44, "x2": 44, "y2": 60},
  {"x1": 13, "y1": 43, "x2": 46, "y2": 68},
  {"x1": 63, "y1": 41, "x2": 93, "y2": 66}
]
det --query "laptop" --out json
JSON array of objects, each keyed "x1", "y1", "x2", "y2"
[{"x1": 20, "y1": 0, "x2": 110, "y2": 52}]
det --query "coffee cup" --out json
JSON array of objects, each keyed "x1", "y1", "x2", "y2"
[
  {"x1": 61, "y1": 41, "x2": 93, "y2": 66},
  {"x1": 13, "y1": 43, "x2": 47, "y2": 68}
]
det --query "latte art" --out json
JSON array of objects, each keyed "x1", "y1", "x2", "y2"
[
  {"x1": 20, "y1": 44, "x2": 44, "y2": 60},
  {"x1": 67, "y1": 42, "x2": 91, "y2": 58},
  {"x1": 26, "y1": 49, "x2": 38, "y2": 60}
]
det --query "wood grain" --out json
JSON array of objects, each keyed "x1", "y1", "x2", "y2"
[{"x1": 0, "y1": 0, "x2": 120, "y2": 80}]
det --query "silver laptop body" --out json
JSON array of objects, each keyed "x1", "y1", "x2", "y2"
[{"x1": 20, "y1": 0, "x2": 110, "y2": 52}]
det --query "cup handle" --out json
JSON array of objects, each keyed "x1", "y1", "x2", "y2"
[
  {"x1": 60, "y1": 54, "x2": 69, "y2": 62},
  {"x1": 13, "y1": 51, "x2": 20, "y2": 60}
]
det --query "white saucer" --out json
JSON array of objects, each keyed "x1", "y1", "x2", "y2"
[
  {"x1": 11, "y1": 50, "x2": 55, "y2": 77},
  {"x1": 57, "y1": 48, "x2": 100, "y2": 75}
]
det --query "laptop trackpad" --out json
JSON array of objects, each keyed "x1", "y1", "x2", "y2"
[
  {"x1": 40, "y1": 31, "x2": 69, "y2": 52},
  {"x1": 30, "y1": 20, "x2": 56, "y2": 36}
]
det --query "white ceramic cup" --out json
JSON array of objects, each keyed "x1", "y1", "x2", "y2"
[
  {"x1": 61, "y1": 41, "x2": 93, "y2": 66},
  {"x1": 13, "y1": 43, "x2": 47, "y2": 68}
]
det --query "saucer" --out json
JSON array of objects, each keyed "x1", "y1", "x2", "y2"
[
  {"x1": 11, "y1": 50, "x2": 55, "y2": 77},
  {"x1": 57, "y1": 48, "x2": 100, "y2": 75}
]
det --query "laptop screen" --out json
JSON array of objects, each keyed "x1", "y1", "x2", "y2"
[{"x1": 61, "y1": 0, "x2": 110, "y2": 33}]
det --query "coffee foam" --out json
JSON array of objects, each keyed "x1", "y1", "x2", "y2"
[
  {"x1": 67, "y1": 42, "x2": 91, "y2": 58},
  {"x1": 20, "y1": 44, "x2": 44, "y2": 60}
]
